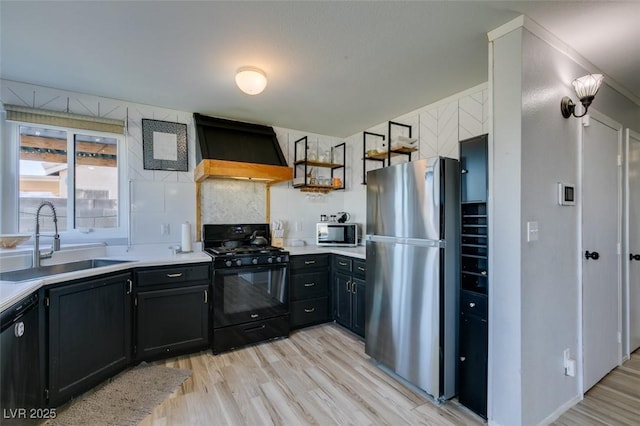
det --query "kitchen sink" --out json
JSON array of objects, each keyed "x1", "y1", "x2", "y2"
[{"x1": 0, "y1": 259, "x2": 133, "y2": 282}]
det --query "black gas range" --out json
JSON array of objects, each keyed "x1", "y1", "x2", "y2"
[
  {"x1": 205, "y1": 245, "x2": 289, "y2": 268},
  {"x1": 202, "y1": 224, "x2": 290, "y2": 354}
]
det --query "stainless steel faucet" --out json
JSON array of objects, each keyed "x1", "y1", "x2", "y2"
[{"x1": 33, "y1": 201, "x2": 60, "y2": 268}]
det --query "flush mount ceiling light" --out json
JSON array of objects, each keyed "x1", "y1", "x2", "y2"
[
  {"x1": 561, "y1": 74, "x2": 604, "y2": 118},
  {"x1": 235, "y1": 67, "x2": 267, "y2": 95}
]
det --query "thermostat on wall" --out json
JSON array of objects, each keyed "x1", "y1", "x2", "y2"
[{"x1": 558, "y1": 183, "x2": 576, "y2": 206}]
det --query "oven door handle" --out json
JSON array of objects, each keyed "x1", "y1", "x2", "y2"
[{"x1": 244, "y1": 324, "x2": 266, "y2": 333}]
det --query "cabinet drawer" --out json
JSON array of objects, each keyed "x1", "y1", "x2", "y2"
[
  {"x1": 135, "y1": 263, "x2": 210, "y2": 287},
  {"x1": 333, "y1": 256, "x2": 353, "y2": 273},
  {"x1": 291, "y1": 297, "x2": 329, "y2": 328},
  {"x1": 291, "y1": 271, "x2": 329, "y2": 301},
  {"x1": 460, "y1": 290, "x2": 487, "y2": 319},
  {"x1": 353, "y1": 259, "x2": 366, "y2": 279},
  {"x1": 290, "y1": 254, "x2": 329, "y2": 271}
]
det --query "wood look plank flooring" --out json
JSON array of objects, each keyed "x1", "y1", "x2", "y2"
[
  {"x1": 141, "y1": 325, "x2": 640, "y2": 426},
  {"x1": 139, "y1": 324, "x2": 483, "y2": 426},
  {"x1": 553, "y1": 350, "x2": 640, "y2": 426}
]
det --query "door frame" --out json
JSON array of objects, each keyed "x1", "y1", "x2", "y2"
[
  {"x1": 624, "y1": 128, "x2": 640, "y2": 359},
  {"x1": 578, "y1": 109, "x2": 623, "y2": 393}
]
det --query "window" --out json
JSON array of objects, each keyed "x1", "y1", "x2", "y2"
[{"x1": 12, "y1": 123, "x2": 126, "y2": 240}]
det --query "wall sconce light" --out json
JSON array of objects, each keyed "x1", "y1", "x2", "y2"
[
  {"x1": 235, "y1": 67, "x2": 267, "y2": 95},
  {"x1": 560, "y1": 74, "x2": 604, "y2": 118}
]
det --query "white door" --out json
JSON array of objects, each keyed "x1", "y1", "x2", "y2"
[
  {"x1": 582, "y1": 111, "x2": 622, "y2": 391},
  {"x1": 627, "y1": 129, "x2": 640, "y2": 353}
]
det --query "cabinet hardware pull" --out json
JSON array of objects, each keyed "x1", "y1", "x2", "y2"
[
  {"x1": 469, "y1": 302, "x2": 476, "y2": 308},
  {"x1": 339, "y1": 262, "x2": 348, "y2": 266},
  {"x1": 126, "y1": 279, "x2": 132, "y2": 294},
  {"x1": 304, "y1": 308, "x2": 315, "y2": 313},
  {"x1": 461, "y1": 169, "x2": 468, "y2": 174},
  {"x1": 204, "y1": 290, "x2": 208, "y2": 304},
  {"x1": 167, "y1": 272, "x2": 183, "y2": 278},
  {"x1": 346, "y1": 280, "x2": 351, "y2": 292},
  {"x1": 357, "y1": 266, "x2": 365, "y2": 272},
  {"x1": 352, "y1": 281, "x2": 357, "y2": 294},
  {"x1": 245, "y1": 324, "x2": 266, "y2": 333},
  {"x1": 304, "y1": 260, "x2": 316, "y2": 265},
  {"x1": 251, "y1": 314, "x2": 259, "y2": 318},
  {"x1": 304, "y1": 282, "x2": 316, "y2": 287},
  {"x1": 632, "y1": 253, "x2": 640, "y2": 261},
  {"x1": 480, "y1": 270, "x2": 487, "y2": 276},
  {"x1": 460, "y1": 356, "x2": 466, "y2": 361}
]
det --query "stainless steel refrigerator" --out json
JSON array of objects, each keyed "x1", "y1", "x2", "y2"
[{"x1": 365, "y1": 156, "x2": 459, "y2": 401}]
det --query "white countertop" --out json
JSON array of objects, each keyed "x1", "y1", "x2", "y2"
[
  {"x1": 284, "y1": 245, "x2": 366, "y2": 259},
  {"x1": 1, "y1": 244, "x2": 366, "y2": 312},
  {"x1": 0, "y1": 248, "x2": 211, "y2": 312}
]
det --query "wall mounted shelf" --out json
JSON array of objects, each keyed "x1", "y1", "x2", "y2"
[
  {"x1": 362, "y1": 121, "x2": 416, "y2": 184},
  {"x1": 293, "y1": 137, "x2": 346, "y2": 193}
]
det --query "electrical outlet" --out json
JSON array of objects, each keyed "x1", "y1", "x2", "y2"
[
  {"x1": 161, "y1": 223, "x2": 170, "y2": 235},
  {"x1": 563, "y1": 348, "x2": 575, "y2": 377}
]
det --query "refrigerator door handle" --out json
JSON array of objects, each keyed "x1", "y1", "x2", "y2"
[{"x1": 366, "y1": 234, "x2": 445, "y2": 248}]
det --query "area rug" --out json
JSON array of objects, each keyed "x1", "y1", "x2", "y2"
[{"x1": 46, "y1": 363, "x2": 192, "y2": 426}]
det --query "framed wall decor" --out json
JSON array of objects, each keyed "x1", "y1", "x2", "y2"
[{"x1": 142, "y1": 119, "x2": 188, "y2": 171}]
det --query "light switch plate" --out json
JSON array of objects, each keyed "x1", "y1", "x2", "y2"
[{"x1": 527, "y1": 221, "x2": 539, "y2": 242}]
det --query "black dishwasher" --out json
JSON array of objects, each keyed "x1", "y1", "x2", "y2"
[{"x1": 1, "y1": 292, "x2": 41, "y2": 423}]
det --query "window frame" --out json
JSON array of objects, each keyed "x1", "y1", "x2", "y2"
[{"x1": 4, "y1": 120, "x2": 129, "y2": 243}]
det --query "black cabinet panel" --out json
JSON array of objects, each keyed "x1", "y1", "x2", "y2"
[
  {"x1": 458, "y1": 314, "x2": 488, "y2": 418},
  {"x1": 289, "y1": 254, "x2": 331, "y2": 330},
  {"x1": 460, "y1": 134, "x2": 488, "y2": 202},
  {"x1": 352, "y1": 278, "x2": 366, "y2": 337},
  {"x1": 133, "y1": 263, "x2": 211, "y2": 361},
  {"x1": 290, "y1": 254, "x2": 330, "y2": 271},
  {"x1": 332, "y1": 257, "x2": 366, "y2": 338},
  {"x1": 290, "y1": 297, "x2": 329, "y2": 328},
  {"x1": 353, "y1": 259, "x2": 366, "y2": 279},
  {"x1": 213, "y1": 315, "x2": 289, "y2": 354},
  {"x1": 333, "y1": 256, "x2": 353, "y2": 274},
  {"x1": 334, "y1": 272, "x2": 352, "y2": 329},
  {"x1": 135, "y1": 264, "x2": 210, "y2": 287},
  {"x1": 136, "y1": 285, "x2": 209, "y2": 359},
  {"x1": 460, "y1": 290, "x2": 487, "y2": 318},
  {"x1": 291, "y1": 271, "x2": 329, "y2": 301},
  {"x1": 458, "y1": 133, "x2": 488, "y2": 418},
  {"x1": 47, "y1": 272, "x2": 131, "y2": 406}
]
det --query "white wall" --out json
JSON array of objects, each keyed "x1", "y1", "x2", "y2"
[
  {"x1": 341, "y1": 84, "x2": 489, "y2": 225},
  {"x1": 1, "y1": 79, "x2": 196, "y2": 246},
  {"x1": 489, "y1": 17, "x2": 640, "y2": 426}
]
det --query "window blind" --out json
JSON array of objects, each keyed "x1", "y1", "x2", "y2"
[{"x1": 4, "y1": 104, "x2": 125, "y2": 134}]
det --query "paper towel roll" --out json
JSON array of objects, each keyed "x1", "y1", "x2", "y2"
[{"x1": 181, "y1": 222, "x2": 192, "y2": 252}]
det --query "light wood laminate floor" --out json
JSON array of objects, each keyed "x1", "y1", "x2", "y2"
[
  {"x1": 140, "y1": 324, "x2": 483, "y2": 425},
  {"x1": 553, "y1": 350, "x2": 640, "y2": 426},
  {"x1": 141, "y1": 324, "x2": 640, "y2": 425}
]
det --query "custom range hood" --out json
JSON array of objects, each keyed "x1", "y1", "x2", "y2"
[{"x1": 193, "y1": 113, "x2": 293, "y2": 184}]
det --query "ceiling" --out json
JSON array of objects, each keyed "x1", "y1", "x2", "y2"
[{"x1": 1, "y1": 1, "x2": 639, "y2": 138}]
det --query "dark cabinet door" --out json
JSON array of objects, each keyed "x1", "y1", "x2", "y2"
[
  {"x1": 460, "y1": 134, "x2": 488, "y2": 202},
  {"x1": 47, "y1": 273, "x2": 131, "y2": 406},
  {"x1": 458, "y1": 313, "x2": 488, "y2": 418},
  {"x1": 352, "y1": 277, "x2": 366, "y2": 337},
  {"x1": 136, "y1": 284, "x2": 209, "y2": 359},
  {"x1": 334, "y1": 272, "x2": 352, "y2": 328}
]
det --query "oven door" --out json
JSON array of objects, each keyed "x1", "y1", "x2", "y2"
[{"x1": 213, "y1": 263, "x2": 289, "y2": 328}]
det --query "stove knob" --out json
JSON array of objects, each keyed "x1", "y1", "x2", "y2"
[
  {"x1": 252, "y1": 258, "x2": 259, "y2": 265},
  {"x1": 225, "y1": 260, "x2": 233, "y2": 267},
  {"x1": 267, "y1": 257, "x2": 274, "y2": 263},
  {"x1": 276, "y1": 256, "x2": 282, "y2": 263},
  {"x1": 235, "y1": 259, "x2": 242, "y2": 267}
]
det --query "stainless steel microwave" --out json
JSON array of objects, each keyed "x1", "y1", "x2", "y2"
[{"x1": 316, "y1": 223, "x2": 360, "y2": 247}]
